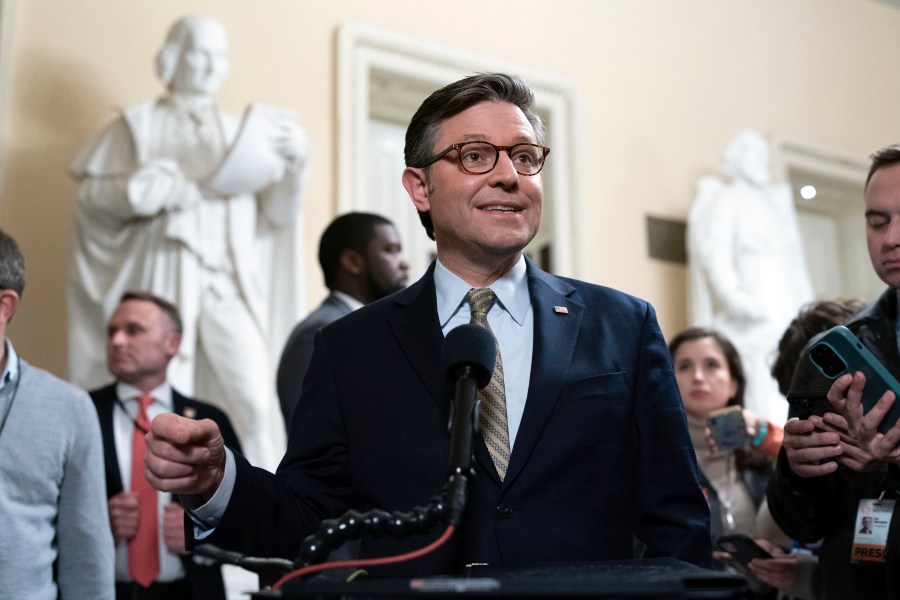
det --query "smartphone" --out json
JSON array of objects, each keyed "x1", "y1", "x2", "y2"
[
  {"x1": 807, "y1": 325, "x2": 900, "y2": 434},
  {"x1": 716, "y1": 534, "x2": 772, "y2": 566},
  {"x1": 707, "y1": 405, "x2": 750, "y2": 451},
  {"x1": 786, "y1": 390, "x2": 832, "y2": 420}
]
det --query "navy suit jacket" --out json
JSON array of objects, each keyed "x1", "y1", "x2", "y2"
[
  {"x1": 92, "y1": 384, "x2": 243, "y2": 600},
  {"x1": 201, "y1": 259, "x2": 711, "y2": 573}
]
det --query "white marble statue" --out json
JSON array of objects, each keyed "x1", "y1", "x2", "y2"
[
  {"x1": 68, "y1": 15, "x2": 309, "y2": 470},
  {"x1": 688, "y1": 129, "x2": 813, "y2": 423}
]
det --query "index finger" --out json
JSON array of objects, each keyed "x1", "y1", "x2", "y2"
[
  {"x1": 860, "y1": 390, "x2": 898, "y2": 443},
  {"x1": 836, "y1": 372, "x2": 867, "y2": 436},
  {"x1": 150, "y1": 412, "x2": 220, "y2": 445},
  {"x1": 827, "y1": 373, "x2": 854, "y2": 410},
  {"x1": 784, "y1": 417, "x2": 815, "y2": 435}
]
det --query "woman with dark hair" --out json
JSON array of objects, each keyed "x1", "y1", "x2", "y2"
[
  {"x1": 670, "y1": 327, "x2": 791, "y2": 598},
  {"x1": 669, "y1": 327, "x2": 783, "y2": 538}
]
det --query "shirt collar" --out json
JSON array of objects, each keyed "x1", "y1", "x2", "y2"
[
  {"x1": 0, "y1": 339, "x2": 19, "y2": 391},
  {"x1": 331, "y1": 290, "x2": 365, "y2": 312},
  {"x1": 435, "y1": 256, "x2": 530, "y2": 328},
  {"x1": 115, "y1": 381, "x2": 174, "y2": 410}
]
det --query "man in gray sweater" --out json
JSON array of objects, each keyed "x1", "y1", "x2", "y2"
[{"x1": 0, "y1": 228, "x2": 114, "y2": 599}]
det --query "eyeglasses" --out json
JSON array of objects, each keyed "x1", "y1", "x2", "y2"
[{"x1": 418, "y1": 141, "x2": 550, "y2": 176}]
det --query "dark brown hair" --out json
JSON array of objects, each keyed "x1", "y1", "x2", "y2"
[
  {"x1": 771, "y1": 298, "x2": 866, "y2": 395},
  {"x1": 120, "y1": 290, "x2": 183, "y2": 334},
  {"x1": 668, "y1": 327, "x2": 746, "y2": 410},
  {"x1": 0, "y1": 229, "x2": 25, "y2": 296},
  {"x1": 866, "y1": 144, "x2": 900, "y2": 191},
  {"x1": 668, "y1": 327, "x2": 772, "y2": 474}
]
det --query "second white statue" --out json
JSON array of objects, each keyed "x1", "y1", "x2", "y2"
[{"x1": 688, "y1": 130, "x2": 813, "y2": 423}]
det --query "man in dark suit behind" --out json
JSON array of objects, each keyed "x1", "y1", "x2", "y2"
[
  {"x1": 276, "y1": 212, "x2": 409, "y2": 429},
  {"x1": 93, "y1": 291, "x2": 242, "y2": 600},
  {"x1": 146, "y1": 73, "x2": 711, "y2": 574}
]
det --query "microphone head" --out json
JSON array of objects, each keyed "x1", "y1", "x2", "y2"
[{"x1": 442, "y1": 323, "x2": 496, "y2": 388}]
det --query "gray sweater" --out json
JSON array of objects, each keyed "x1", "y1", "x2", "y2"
[{"x1": 0, "y1": 355, "x2": 114, "y2": 599}]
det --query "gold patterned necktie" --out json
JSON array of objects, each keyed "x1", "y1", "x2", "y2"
[{"x1": 466, "y1": 288, "x2": 511, "y2": 480}]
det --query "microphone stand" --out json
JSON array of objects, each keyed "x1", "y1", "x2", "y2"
[
  {"x1": 294, "y1": 362, "x2": 483, "y2": 568},
  {"x1": 198, "y1": 325, "x2": 493, "y2": 585}
]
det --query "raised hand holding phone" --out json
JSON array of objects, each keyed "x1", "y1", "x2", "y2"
[
  {"x1": 707, "y1": 405, "x2": 751, "y2": 451},
  {"x1": 808, "y1": 326, "x2": 900, "y2": 435}
]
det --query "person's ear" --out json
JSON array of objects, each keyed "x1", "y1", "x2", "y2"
[
  {"x1": 164, "y1": 331, "x2": 182, "y2": 359},
  {"x1": 402, "y1": 167, "x2": 431, "y2": 214},
  {"x1": 340, "y1": 249, "x2": 365, "y2": 276},
  {"x1": 0, "y1": 289, "x2": 21, "y2": 326}
]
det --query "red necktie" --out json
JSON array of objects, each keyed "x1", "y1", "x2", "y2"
[{"x1": 129, "y1": 394, "x2": 159, "y2": 587}]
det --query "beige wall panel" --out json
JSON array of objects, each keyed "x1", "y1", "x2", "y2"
[{"x1": 1, "y1": 0, "x2": 899, "y2": 377}]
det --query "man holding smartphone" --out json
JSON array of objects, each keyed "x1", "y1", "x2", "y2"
[{"x1": 766, "y1": 144, "x2": 900, "y2": 600}]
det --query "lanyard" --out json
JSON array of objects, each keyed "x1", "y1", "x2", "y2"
[
  {"x1": 0, "y1": 360, "x2": 21, "y2": 442},
  {"x1": 114, "y1": 396, "x2": 150, "y2": 434}
]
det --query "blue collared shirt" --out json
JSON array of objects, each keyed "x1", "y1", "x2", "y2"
[
  {"x1": 0, "y1": 340, "x2": 20, "y2": 420},
  {"x1": 434, "y1": 257, "x2": 533, "y2": 448}
]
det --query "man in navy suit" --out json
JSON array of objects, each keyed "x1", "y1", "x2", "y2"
[
  {"x1": 93, "y1": 291, "x2": 242, "y2": 599},
  {"x1": 146, "y1": 73, "x2": 711, "y2": 574},
  {"x1": 276, "y1": 212, "x2": 409, "y2": 429}
]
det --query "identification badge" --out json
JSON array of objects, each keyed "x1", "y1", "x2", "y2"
[{"x1": 851, "y1": 498, "x2": 895, "y2": 564}]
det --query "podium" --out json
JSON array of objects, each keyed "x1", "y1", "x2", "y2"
[{"x1": 252, "y1": 558, "x2": 749, "y2": 599}]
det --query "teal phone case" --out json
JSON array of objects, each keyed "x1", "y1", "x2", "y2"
[{"x1": 808, "y1": 325, "x2": 900, "y2": 434}]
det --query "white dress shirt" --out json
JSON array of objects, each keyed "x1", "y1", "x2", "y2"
[{"x1": 113, "y1": 381, "x2": 186, "y2": 583}]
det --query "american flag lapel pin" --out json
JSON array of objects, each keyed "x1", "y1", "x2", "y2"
[
  {"x1": 553, "y1": 306, "x2": 569, "y2": 315},
  {"x1": 183, "y1": 407, "x2": 197, "y2": 419}
]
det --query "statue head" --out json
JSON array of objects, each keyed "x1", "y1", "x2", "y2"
[
  {"x1": 722, "y1": 129, "x2": 770, "y2": 188},
  {"x1": 155, "y1": 15, "x2": 230, "y2": 96}
]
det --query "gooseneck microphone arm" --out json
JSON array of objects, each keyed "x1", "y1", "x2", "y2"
[
  {"x1": 294, "y1": 324, "x2": 496, "y2": 569},
  {"x1": 297, "y1": 324, "x2": 497, "y2": 567}
]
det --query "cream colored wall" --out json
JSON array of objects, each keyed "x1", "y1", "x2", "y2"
[{"x1": 1, "y1": 0, "x2": 899, "y2": 379}]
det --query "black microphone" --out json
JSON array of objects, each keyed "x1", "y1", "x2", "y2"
[
  {"x1": 441, "y1": 323, "x2": 495, "y2": 525},
  {"x1": 293, "y1": 324, "x2": 497, "y2": 567}
]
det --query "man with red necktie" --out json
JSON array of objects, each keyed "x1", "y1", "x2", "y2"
[{"x1": 92, "y1": 291, "x2": 242, "y2": 599}]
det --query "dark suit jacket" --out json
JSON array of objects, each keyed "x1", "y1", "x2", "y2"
[
  {"x1": 200, "y1": 259, "x2": 712, "y2": 573},
  {"x1": 767, "y1": 288, "x2": 900, "y2": 600},
  {"x1": 92, "y1": 384, "x2": 243, "y2": 600},
  {"x1": 277, "y1": 292, "x2": 355, "y2": 428}
]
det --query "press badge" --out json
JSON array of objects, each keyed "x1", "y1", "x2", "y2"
[{"x1": 851, "y1": 498, "x2": 895, "y2": 564}]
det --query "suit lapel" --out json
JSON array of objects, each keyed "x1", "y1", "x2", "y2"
[
  {"x1": 502, "y1": 260, "x2": 582, "y2": 487},
  {"x1": 387, "y1": 264, "x2": 448, "y2": 414},
  {"x1": 92, "y1": 385, "x2": 124, "y2": 496},
  {"x1": 385, "y1": 260, "x2": 583, "y2": 486},
  {"x1": 172, "y1": 389, "x2": 188, "y2": 417}
]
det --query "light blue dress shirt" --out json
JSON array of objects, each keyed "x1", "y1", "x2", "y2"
[
  {"x1": 190, "y1": 256, "x2": 535, "y2": 529},
  {"x1": 433, "y1": 257, "x2": 533, "y2": 448}
]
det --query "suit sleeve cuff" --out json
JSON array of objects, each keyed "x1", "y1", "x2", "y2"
[{"x1": 182, "y1": 447, "x2": 236, "y2": 539}]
